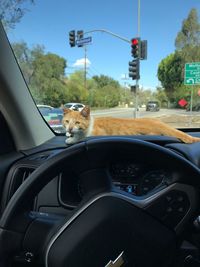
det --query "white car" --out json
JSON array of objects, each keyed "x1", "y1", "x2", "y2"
[
  {"x1": 64, "y1": 103, "x2": 85, "y2": 111},
  {"x1": 37, "y1": 104, "x2": 54, "y2": 113}
]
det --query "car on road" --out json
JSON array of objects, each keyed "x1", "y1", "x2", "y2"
[
  {"x1": 64, "y1": 103, "x2": 85, "y2": 111},
  {"x1": 38, "y1": 107, "x2": 66, "y2": 134},
  {"x1": 37, "y1": 105, "x2": 54, "y2": 119},
  {"x1": 146, "y1": 101, "x2": 160, "y2": 111},
  {"x1": 37, "y1": 104, "x2": 54, "y2": 110}
]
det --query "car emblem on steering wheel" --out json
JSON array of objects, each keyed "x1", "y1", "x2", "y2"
[{"x1": 105, "y1": 251, "x2": 125, "y2": 267}]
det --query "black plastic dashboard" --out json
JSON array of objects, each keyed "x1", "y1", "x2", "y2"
[{"x1": 1, "y1": 135, "x2": 200, "y2": 215}]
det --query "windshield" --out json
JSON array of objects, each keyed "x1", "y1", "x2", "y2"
[
  {"x1": 65, "y1": 104, "x2": 73, "y2": 109},
  {"x1": 2, "y1": 0, "x2": 200, "y2": 134}
]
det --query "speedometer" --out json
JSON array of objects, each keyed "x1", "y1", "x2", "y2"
[{"x1": 140, "y1": 170, "x2": 168, "y2": 195}]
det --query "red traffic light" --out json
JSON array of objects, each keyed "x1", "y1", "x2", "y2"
[
  {"x1": 131, "y1": 38, "x2": 139, "y2": 45},
  {"x1": 131, "y1": 38, "x2": 140, "y2": 58}
]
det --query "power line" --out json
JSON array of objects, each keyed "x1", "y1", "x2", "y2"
[
  {"x1": 90, "y1": 66, "x2": 102, "y2": 76},
  {"x1": 87, "y1": 72, "x2": 94, "y2": 79},
  {"x1": 88, "y1": 68, "x2": 98, "y2": 77}
]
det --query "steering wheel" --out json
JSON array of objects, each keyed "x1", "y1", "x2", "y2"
[{"x1": 0, "y1": 137, "x2": 200, "y2": 267}]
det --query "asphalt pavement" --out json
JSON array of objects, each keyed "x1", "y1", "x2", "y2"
[
  {"x1": 91, "y1": 108, "x2": 200, "y2": 128},
  {"x1": 91, "y1": 108, "x2": 186, "y2": 118}
]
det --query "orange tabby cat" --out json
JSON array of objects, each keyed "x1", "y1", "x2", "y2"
[{"x1": 62, "y1": 106, "x2": 200, "y2": 145}]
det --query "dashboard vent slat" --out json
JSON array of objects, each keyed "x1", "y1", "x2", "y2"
[{"x1": 7, "y1": 167, "x2": 35, "y2": 202}]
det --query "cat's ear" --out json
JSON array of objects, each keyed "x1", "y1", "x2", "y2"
[
  {"x1": 63, "y1": 108, "x2": 72, "y2": 114},
  {"x1": 80, "y1": 106, "x2": 90, "y2": 118}
]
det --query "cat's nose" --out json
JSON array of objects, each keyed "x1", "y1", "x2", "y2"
[{"x1": 68, "y1": 127, "x2": 73, "y2": 133}]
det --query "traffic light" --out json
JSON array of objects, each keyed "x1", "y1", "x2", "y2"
[
  {"x1": 129, "y1": 59, "x2": 140, "y2": 80},
  {"x1": 130, "y1": 85, "x2": 137, "y2": 93},
  {"x1": 69, "y1": 30, "x2": 76, "y2": 47},
  {"x1": 77, "y1": 30, "x2": 84, "y2": 39},
  {"x1": 77, "y1": 30, "x2": 84, "y2": 47},
  {"x1": 131, "y1": 38, "x2": 140, "y2": 58},
  {"x1": 140, "y1": 40, "x2": 147, "y2": 60}
]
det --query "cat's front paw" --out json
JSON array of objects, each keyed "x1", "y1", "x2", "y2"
[
  {"x1": 66, "y1": 132, "x2": 71, "y2": 138},
  {"x1": 65, "y1": 137, "x2": 76, "y2": 145}
]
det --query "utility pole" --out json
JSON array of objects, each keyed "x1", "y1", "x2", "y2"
[
  {"x1": 121, "y1": 74, "x2": 130, "y2": 106},
  {"x1": 84, "y1": 45, "x2": 87, "y2": 90}
]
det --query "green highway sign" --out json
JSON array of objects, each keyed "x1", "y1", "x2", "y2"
[{"x1": 184, "y1": 62, "x2": 200, "y2": 85}]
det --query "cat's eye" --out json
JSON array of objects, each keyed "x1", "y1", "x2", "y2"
[
  {"x1": 75, "y1": 121, "x2": 80, "y2": 125},
  {"x1": 65, "y1": 120, "x2": 69, "y2": 123}
]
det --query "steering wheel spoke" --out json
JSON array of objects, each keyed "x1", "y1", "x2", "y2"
[
  {"x1": 110, "y1": 182, "x2": 199, "y2": 234},
  {"x1": 18, "y1": 212, "x2": 66, "y2": 264}
]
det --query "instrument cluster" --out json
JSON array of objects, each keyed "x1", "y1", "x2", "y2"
[{"x1": 110, "y1": 162, "x2": 171, "y2": 196}]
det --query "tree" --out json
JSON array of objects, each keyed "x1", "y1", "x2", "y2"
[
  {"x1": 92, "y1": 75, "x2": 120, "y2": 89},
  {"x1": 175, "y1": 8, "x2": 200, "y2": 61},
  {"x1": 12, "y1": 41, "x2": 124, "y2": 108},
  {"x1": 175, "y1": 9, "x2": 200, "y2": 49},
  {"x1": 30, "y1": 53, "x2": 67, "y2": 106},
  {"x1": 12, "y1": 41, "x2": 32, "y2": 83},
  {"x1": 137, "y1": 87, "x2": 153, "y2": 106},
  {"x1": 91, "y1": 85, "x2": 121, "y2": 108},
  {"x1": 152, "y1": 87, "x2": 169, "y2": 108},
  {"x1": 88, "y1": 74, "x2": 123, "y2": 108},
  {"x1": 158, "y1": 8, "x2": 200, "y2": 104},
  {"x1": 0, "y1": 0, "x2": 34, "y2": 29},
  {"x1": 157, "y1": 52, "x2": 183, "y2": 98},
  {"x1": 12, "y1": 41, "x2": 44, "y2": 84},
  {"x1": 65, "y1": 71, "x2": 88, "y2": 104}
]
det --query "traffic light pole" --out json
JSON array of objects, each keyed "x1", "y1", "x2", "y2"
[
  {"x1": 134, "y1": 0, "x2": 141, "y2": 118},
  {"x1": 83, "y1": 29, "x2": 130, "y2": 44},
  {"x1": 137, "y1": 0, "x2": 141, "y2": 39},
  {"x1": 134, "y1": 80, "x2": 139, "y2": 118}
]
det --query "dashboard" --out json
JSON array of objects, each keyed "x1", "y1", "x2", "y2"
[{"x1": 2, "y1": 135, "x2": 200, "y2": 215}]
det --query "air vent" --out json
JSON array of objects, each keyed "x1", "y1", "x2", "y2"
[{"x1": 6, "y1": 167, "x2": 35, "y2": 204}]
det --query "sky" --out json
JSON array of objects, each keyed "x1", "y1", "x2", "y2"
[{"x1": 6, "y1": 0, "x2": 200, "y2": 90}]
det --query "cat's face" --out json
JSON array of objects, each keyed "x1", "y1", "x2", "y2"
[{"x1": 62, "y1": 106, "x2": 90, "y2": 144}]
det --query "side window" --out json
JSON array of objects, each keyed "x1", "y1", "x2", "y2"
[{"x1": 73, "y1": 105, "x2": 79, "y2": 110}]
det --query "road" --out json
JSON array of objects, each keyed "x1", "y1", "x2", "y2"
[
  {"x1": 91, "y1": 108, "x2": 200, "y2": 128},
  {"x1": 91, "y1": 108, "x2": 186, "y2": 118}
]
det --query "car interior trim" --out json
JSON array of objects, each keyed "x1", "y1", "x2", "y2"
[{"x1": 0, "y1": 23, "x2": 54, "y2": 150}]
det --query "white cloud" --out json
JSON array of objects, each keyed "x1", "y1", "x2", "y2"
[{"x1": 73, "y1": 58, "x2": 91, "y2": 67}]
